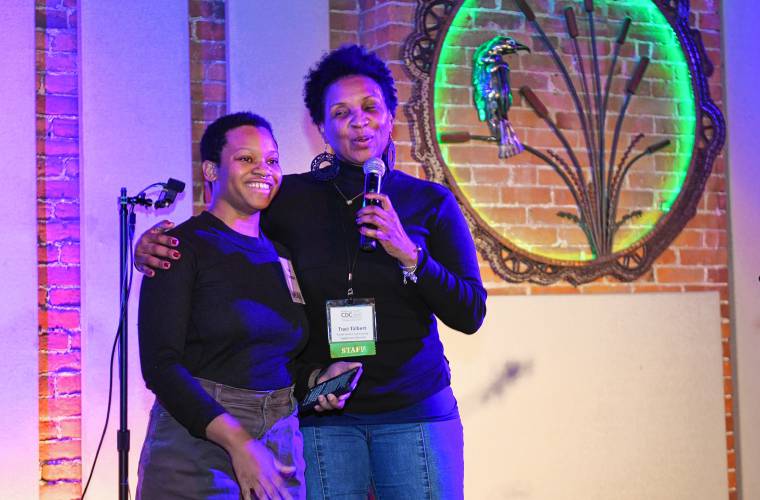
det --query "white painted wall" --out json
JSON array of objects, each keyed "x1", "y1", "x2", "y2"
[
  {"x1": 724, "y1": 2, "x2": 760, "y2": 499},
  {"x1": 0, "y1": 2, "x2": 39, "y2": 498},
  {"x1": 227, "y1": 0, "x2": 329, "y2": 175},
  {"x1": 442, "y1": 292, "x2": 727, "y2": 500},
  {"x1": 79, "y1": 1, "x2": 192, "y2": 496}
]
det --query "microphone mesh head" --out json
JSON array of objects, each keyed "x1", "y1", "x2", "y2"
[{"x1": 362, "y1": 157, "x2": 386, "y2": 177}]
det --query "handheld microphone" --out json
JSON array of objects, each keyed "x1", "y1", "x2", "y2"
[
  {"x1": 359, "y1": 157, "x2": 386, "y2": 252},
  {"x1": 154, "y1": 178, "x2": 186, "y2": 209}
]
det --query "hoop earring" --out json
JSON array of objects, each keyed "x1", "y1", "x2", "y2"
[
  {"x1": 310, "y1": 149, "x2": 340, "y2": 181},
  {"x1": 382, "y1": 138, "x2": 396, "y2": 171}
]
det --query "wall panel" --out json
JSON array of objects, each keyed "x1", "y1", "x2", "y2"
[
  {"x1": 79, "y1": 1, "x2": 192, "y2": 495},
  {"x1": 0, "y1": 2, "x2": 40, "y2": 498}
]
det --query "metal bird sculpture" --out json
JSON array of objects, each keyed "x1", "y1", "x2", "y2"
[{"x1": 472, "y1": 36, "x2": 530, "y2": 159}]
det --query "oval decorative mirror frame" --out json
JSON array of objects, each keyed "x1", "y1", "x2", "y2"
[{"x1": 403, "y1": 0, "x2": 725, "y2": 285}]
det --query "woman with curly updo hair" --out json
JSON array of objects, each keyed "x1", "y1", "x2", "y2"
[{"x1": 136, "y1": 45, "x2": 486, "y2": 499}]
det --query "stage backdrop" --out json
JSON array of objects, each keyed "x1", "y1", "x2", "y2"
[{"x1": 79, "y1": 0, "x2": 193, "y2": 496}]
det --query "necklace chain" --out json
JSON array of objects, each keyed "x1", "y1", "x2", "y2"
[{"x1": 332, "y1": 182, "x2": 363, "y2": 206}]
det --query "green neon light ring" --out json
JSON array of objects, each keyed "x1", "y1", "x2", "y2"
[
  {"x1": 402, "y1": 0, "x2": 725, "y2": 284},
  {"x1": 434, "y1": 0, "x2": 696, "y2": 262}
]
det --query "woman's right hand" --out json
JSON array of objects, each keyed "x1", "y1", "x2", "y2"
[
  {"x1": 134, "y1": 220, "x2": 181, "y2": 276},
  {"x1": 228, "y1": 438, "x2": 296, "y2": 500},
  {"x1": 207, "y1": 413, "x2": 295, "y2": 499}
]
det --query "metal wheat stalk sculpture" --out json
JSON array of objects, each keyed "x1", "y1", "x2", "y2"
[{"x1": 513, "y1": 0, "x2": 671, "y2": 258}]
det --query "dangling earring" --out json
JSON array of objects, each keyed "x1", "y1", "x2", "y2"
[
  {"x1": 382, "y1": 137, "x2": 396, "y2": 171},
  {"x1": 310, "y1": 144, "x2": 340, "y2": 181}
]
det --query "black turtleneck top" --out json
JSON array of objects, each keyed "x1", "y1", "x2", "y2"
[
  {"x1": 138, "y1": 211, "x2": 309, "y2": 438},
  {"x1": 262, "y1": 162, "x2": 487, "y2": 418}
]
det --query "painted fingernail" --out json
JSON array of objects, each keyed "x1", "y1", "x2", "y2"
[
  {"x1": 171, "y1": 238, "x2": 179, "y2": 246},
  {"x1": 162, "y1": 262, "x2": 170, "y2": 269},
  {"x1": 171, "y1": 251, "x2": 181, "y2": 259}
]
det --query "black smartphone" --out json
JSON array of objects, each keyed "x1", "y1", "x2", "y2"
[{"x1": 299, "y1": 367, "x2": 361, "y2": 412}]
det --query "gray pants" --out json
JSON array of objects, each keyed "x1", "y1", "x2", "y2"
[{"x1": 136, "y1": 379, "x2": 305, "y2": 499}]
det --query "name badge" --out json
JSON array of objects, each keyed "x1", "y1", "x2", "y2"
[
  {"x1": 326, "y1": 298, "x2": 377, "y2": 358},
  {"x1": 278, "y1": 257, "x2": 305, "y2": 304}
]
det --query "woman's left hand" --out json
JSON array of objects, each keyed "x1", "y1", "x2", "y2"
[
  {"x1": 356, "y1": 193, "x2": 418, "y2": 267},
  {"x1": 313, "y1": 362, "x2": 363, "y2": 412}
]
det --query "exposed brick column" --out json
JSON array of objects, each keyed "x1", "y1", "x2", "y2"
[
  {"x1": 36, "y1": 0, "x2": 83, "y2": 498},
  {"x1": 189, "y1": 0, "x2": 227, "y2": 213}
]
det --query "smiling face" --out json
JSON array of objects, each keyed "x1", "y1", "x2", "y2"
[
  {"x1": 203, "y1": 125, "x2": 282, "y2": 217},
  {"x1": 320, "y1": 75, "x2": 394, "y2": 166}
]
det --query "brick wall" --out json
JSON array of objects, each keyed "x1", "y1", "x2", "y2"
[
  {"x1": 189, "y1": 0, "x2": 227, "y2": 213},
  {"x1": 36, "y1": 0, "x2": 83, "y2": 497},
  {"x1": 329, "y1": 0, "x2": 733, "y2": 497}
]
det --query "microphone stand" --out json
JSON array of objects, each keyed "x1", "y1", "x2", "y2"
[
  {"x1": 116, "y1": 185, "x2": 163, "y2": 500},
  {"x1": 118, "y1": 188, "x2": 130, "y2": 500}
]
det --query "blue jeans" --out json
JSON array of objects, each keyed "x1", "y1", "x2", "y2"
[{"x1": 302, "y1": 418, "x2": 464, "y2": 500}]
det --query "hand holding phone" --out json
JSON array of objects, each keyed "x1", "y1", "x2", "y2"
[{"x1": 300, "y1": 364, "x2": 362, "y2": 413}]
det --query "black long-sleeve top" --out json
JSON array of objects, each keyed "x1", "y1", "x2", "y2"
[
  {"x1": 138, "y1": 211, "x2": 308, "y2": 438},
  {"x1": 263, "y1": 163, "x2": 487, "y2": 414}
]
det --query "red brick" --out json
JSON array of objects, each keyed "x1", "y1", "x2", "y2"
[
  {"x1": 330, "y1": 0, "x2": 358, "y2": 11},
  {"x1": 38, "y1": 138, "x2": 79, "y2": 156},
  {"x1": 51, "y1": 118, "x2": 79, "y2": 138},
  {"x1": 206, "y1": 62, "x2": 226, "y2": 81},
  {"x1": 39, "y1": 437, "x2": 81, "y2": 461},
  {"x1": 39, "y1": 179, "x2": 79, "y2": 200},
  {"x1": 673, "y1": 229, "x2": 702, "y2": 248},
  {"x1": 708, "y1": 267, "x2": 729, "y2": 283},
  {"x1": 38, "y1": 94, "x2": 78, "y2": 115},
  {"x1": 39, "y1": 480, "x2": 81, "y2": 500},
  {"x1": 195, "y1": 20, "x2": 225, "y2": 41},
  {"x1": 40, "y1": 265, "x2": 80, "y2": 284},
  {"x1": 40, "y1": 420, "x2": 59, "y2": 441},
  {"x1": 40, "y1": 394, "x2": 81, "y2": 418},
  {"x1": 56, "y1": 374, "x2": 81, "y2": 395},
  {"x1": 331, "y1": 31, "x2": 359, "y2": 49},
  {"x1": 655, "y1": 266, "x2": 706, "y2": 283},
  {"x1": 44, "y1": 73, "x2": 78, "y2": 95},
  {"x1": 41, "y1": 460, "x2": 81, "y2": 482},
  {"x1": 190, "y1": 41, "x2": 226, "y2": 60},
  {"x1": 49, "y1": 288, "x2": 80, "y2": 306},
  {"x1": 39, "y1": 309, "x2": 80, "y2": 331},
  {"x1": 40, "y1": 332, "x2": 71, "y2": 352},
  {"x1": 189, "y1": 0, "x2": 225, "y2": 19},
  {"x1": 40, "y1": 375, "x2": 56, "y2": 398},
  {"x1": 680, "y1": 248, "x2": 728, "y2": 266},
  {"x1": 49, "y1": 31, "x2": 77, "y2": 53},
  {"x1": 36, "y1": 8, "x2": 69, "y2": 30},
  {"x1": 36, "y1": 51, "x2": 79, "y2": 72},
  {"x1": 38, "y1": 155, "x2": 66, "y2": 176},
  {"x1": 54, "y1": 202, "x2": 81, "y2": 221},
  {"x1": 531, "y1": 284, "x2": 582, "y2": 295},
  {"x1": 39, "y1": 221, "x2": 80, "y2": 242},
  {"x1": 38, "y1": 243, "x2": 59, "y2": 264},
  {"x1": 332, "y1": 11, "x2": 359, "y2": 31},
  {"x1": 59, "y1": 418, "x2": 81, "y2": 438}
]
